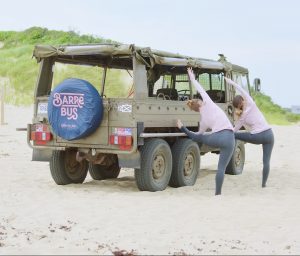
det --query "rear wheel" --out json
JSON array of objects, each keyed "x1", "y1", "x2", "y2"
[
  {"x1": 135, "y1": 139, "x2": 172, "y2": 192},
  {"x1": 226, "y1": 140, "x2": 245, "y2": 175},
  {"x1": 50, "y1": 149, "x2": 88, "y2": 185},
  {"x1": 89, "y1": 155, "x2": 120, "y2": 180},
  {"x1": 169, "y1": 139, "x2": 200, "y2": 187}
]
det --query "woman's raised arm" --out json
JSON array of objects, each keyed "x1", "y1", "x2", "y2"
[
  {"x1": 187, "y1": 68, "x2": 213, "y2": 104},
  {"x1": 224, "y1": 77, "x2": 254, "y2": 105}
]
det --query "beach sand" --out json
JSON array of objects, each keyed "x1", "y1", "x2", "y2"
[{"x1": 0, "y1": 105, "x2": 300, "y2": 255}]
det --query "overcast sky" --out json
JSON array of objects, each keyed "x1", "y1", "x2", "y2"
[{"x1": 0, "y1": 0, "x2": 299, "y2": 107}]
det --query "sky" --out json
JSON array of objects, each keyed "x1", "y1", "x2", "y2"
[{"x1": 0, "y1": 0, "x2": 299, "y2": 108}]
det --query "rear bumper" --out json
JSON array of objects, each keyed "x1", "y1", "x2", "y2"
[{"x1": 27, "y1": 123, "x2": 138, "y2": 155}]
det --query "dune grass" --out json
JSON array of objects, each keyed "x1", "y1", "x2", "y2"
[
  {"x1": 0, "y1": 45, "x2": 38, "y2": 104},
  {"x1": 0, "y1": 27, "x2": 110, "y2": 48},
  {"x1": 0, "y1": 27, "x2": 124, "y2": 104},
  {"x1": 252, "y1": 91, "x2": 300, "y2": 125}
]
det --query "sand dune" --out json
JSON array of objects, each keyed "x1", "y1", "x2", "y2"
[{"x1": 0, "y1": 105, "x2": 300, "y2": 255}]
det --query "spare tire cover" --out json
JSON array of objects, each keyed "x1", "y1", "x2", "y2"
[{"x1": 48, "y1": 78, "x2": 103, "y2": 141}]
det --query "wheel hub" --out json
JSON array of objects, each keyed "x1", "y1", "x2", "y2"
[
  {"x1": 184, "y1": 153, "x2": 194, "y2": 176},
  {"x1": 235, "y1": 147, "x2": 241, "y2": 167},
  {"x1": 152, "y1": 155, "x2": 165, "y2": 179}
]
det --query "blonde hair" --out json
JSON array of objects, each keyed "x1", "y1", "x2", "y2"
[
  {"x1": 234, "y1": 109, "x2": 243, "y2": 120},
  {"x1": 187, "y1": 99, "x2": 201, "y2": 112}
]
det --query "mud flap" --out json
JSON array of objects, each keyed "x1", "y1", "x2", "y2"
[
  {"x1": 117, "y1": 151, "x2": 141, "y2": 169},
  {"x1": 32, "y1": 148, "x2": 52, "y2": 162}
]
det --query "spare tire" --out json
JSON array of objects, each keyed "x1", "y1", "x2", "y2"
[{"x1": 48, "y1": 78, "x2": 103, "y2": 141}]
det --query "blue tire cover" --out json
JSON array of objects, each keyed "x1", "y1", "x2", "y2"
[{"x1": 48, "y1": 78, "x2": 103, "y2": 140}]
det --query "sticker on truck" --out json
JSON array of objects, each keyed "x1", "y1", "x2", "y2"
[
  {"x1": 37, "y1": 102, "x2": 48, "y2": 114},
  {"x1": 117, "y1": 103, "x2": 132, "y2": 113}
]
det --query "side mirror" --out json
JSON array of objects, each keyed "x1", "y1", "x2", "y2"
[{"x1": 254, "y1": 78, "x2": 261, "y2": 92}]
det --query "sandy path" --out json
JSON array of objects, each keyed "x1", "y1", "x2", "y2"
[{"x1": 0, "y1": 105, "x2": 300, "y2": 255}]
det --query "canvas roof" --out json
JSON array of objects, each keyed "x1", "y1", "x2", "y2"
[{"x1": 33, "y1": 43, "x2": 248, "y2": 73}]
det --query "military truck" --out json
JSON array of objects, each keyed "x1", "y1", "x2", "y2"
[{"x1": 27, "y1": 43, "x2": 250, "y2": 191}]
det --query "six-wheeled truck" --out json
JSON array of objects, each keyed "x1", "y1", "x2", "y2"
[{"x1": 27, "y1": 44, "x2": 250, "y2": 191}]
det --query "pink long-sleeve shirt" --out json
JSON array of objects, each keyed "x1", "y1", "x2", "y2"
[
  {"x1": 191, "y1": 79, "x2": 233, "y2": 134},
  {"x1": 228, "y1": 80, "x2": 271, "y2": 134}
]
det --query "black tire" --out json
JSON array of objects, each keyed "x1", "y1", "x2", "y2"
[
  {"x1": 89, "y1": 155, "x2": 120, "y2": 180},
  {"x1": 49, "y1": 149, "x2": 88, "y2": 185},
  {"x1": 169, "y1": 138, "x2": 200, "y2": 187},
  {"x1": 134, "y1": 139, "x2": 172, "y2": 192},
  {"x1": 226, "y1": 140, "x2": 245, "y2": 175}
]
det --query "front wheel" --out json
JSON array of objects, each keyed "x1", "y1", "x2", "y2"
[
  {"x1": 50, "y1": 149, "x2": 88, "y2": 185},
  {"x1": 226, "y1": 140, "x2": 245, "y2": 175},
  {"x1": 134, "y1": 139, "x2": 172, "y2": 192}
]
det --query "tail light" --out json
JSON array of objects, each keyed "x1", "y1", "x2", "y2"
[
  {"x1": 110, "y1": 127, "x2": 133, "y2": 150},
  {"x1": 31, "y1": 124, "x2": 52, "y2": 145}
]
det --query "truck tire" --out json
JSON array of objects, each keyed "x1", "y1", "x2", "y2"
[
  {"x1": 169, "y1": 138, "x2": 200, "y2": 187},
  {"x1": 226, "y1": 140, "x2": 245, "y2": 175},
  {"x1": 89, "y1": 156, "x2": 120, "y2": 180},
  {"x1": 134, "y1": 139, "x2": 172, "y2": 192},
  {"x1": 50, "y1": 149, "x2": 88, "y2": 185},
  {"x1": 48, "y1": 78, "x2": 103, "y2": 141}
]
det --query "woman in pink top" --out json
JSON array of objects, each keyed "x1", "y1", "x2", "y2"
[
  {"x1": 177, "y1": 68, "x2": 235, "y2": 195},
  {"x1": 225, "y1": 77, "x2": 274, "y2": 188}
]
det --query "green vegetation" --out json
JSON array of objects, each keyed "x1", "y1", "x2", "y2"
[
  {"x1": 0, "y1": 27, "x2": 299, "y2": 124},
  {"x1": 0, "y1": 27, "x2": 112, "y2": 48},
  {"x1": 252, "y1": 90, "x2": 300, "y2": 125},
  {"x1": 0, "y1": 27, "x2": 120, "y2": 105}
]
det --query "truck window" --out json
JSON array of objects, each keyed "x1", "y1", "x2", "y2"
[
  {"x1": 198, "y1": 72, "x2": 225, "y2": 103},
  {"x1": 52, "y1": 63, "x2": 102, "y2": 90},
  {"x1": 174, "y1": 74, "x2": 191, "y2": 100},
  {"x1": 211, "y1": 73, "x2": 224, "y2": 91},
  {"x1": 152, "y1": 75, "x2": 179, "y2": 100},
  {"x1": 51, "y1": 63, "x2": 133, "y2": 98},
  {"x1": 104, "y1": 69, "x2": 133, "y2": 98},
  {"x1": 153, "y1": 74, "x2": 191, "y2": 101},
  {"x1": 198, "y1": 73, "x2": 210, "y2": 90},
  {"x1": 232, "y1": 73, "x2": 249, "y2": 93},
  {"x1": 174, "y1": 74, "x2": 189, "y2": 91},
  {"x1": 153, "y1": 75, "x2": 172, "y2": 95},
  {"x1": 152, "y1": 72, "x2": 226, "y2": 103}
]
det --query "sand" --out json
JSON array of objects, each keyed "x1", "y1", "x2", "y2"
[{"x1": 0, "y1": 105, "x2": 300, "y2": 255}]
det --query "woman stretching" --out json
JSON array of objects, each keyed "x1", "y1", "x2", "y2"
[
  {"x1": 224, "y1": 77, "x2": 274, "y2": 188},
  {"x1": 177, "y1": 68, "x2": 235, "y2": 195}
]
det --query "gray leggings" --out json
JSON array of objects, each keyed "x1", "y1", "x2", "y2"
[
  {"x1": 235, "y1": 129, "x2": 274, "y2": 187},
  {"x1": 181, "y1": 127, "x2": 235, "y2": 195}
]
